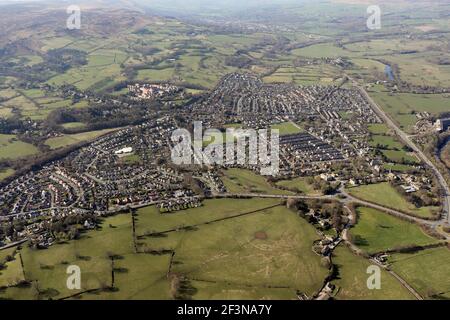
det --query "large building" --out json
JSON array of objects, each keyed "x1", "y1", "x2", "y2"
[{"x1": 435, "y1": 118, "x2": 450, "y2": 132}]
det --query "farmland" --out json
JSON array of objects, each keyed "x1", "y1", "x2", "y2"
[
  {"x1": 221, "y1": 168, "x2": 293, "y2": 195},
  {"x1": 331, "y1": 245, "x2": 415, "y2": 300},
  {"x1": 135, "y1": 201, "x2": 329, "y2": 299},
  {"x1": 388, "y1": 246, "x2": 450, "y2": 299},
  {"x1": 275, "y1": 177, "x2": 320, "y2": 195},
  {"x1": 0, "y1": 199, "x2": 330, "y2": 300},
  {"x1": 0, "y1": 134, "x2": 39, "y2": 160},
  {"x1": 349, "y1": 207, "x2": 438, "y2": 254},
  {"x1": 368, "y1": 90, "x2": 450, "y2": 133},
  {"x1": 45, "y1": 129, "x2": 120, "y2": 149},
  {"x1": 347, "y1": 183, "x2": 438, "y2": 218}
]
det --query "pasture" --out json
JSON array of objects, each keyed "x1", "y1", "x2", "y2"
[
  {"x1": 0, "y1": 199, "x2": 329, "y2": 300},
  {"x1": 347, "y1": 182, "x2": 438, "y2": 218},
  {"x1": 275, "y1": 177, "x2": 320, "y2": 195},
  {"x1": 349, "y1": 207, "x2": 438, "y2": 254},
  {"x1": 271, "y1": 122, "x2": 303, "y2": 136},
  {"x1": 0, "y1": 134, "x2": 39, "y2": 160},
  {"x1": 331, "y1": 245, "x2": 414, "y2": 300},
  {"x1": 388, "y1": 246, "x2": 450, "y2": 299},
  {"x1": 221, "y1": 168, "x2": 293, "y2": 195},
  {"x1": 45, "y1": 129, "x2": 119, "y2": 149}
]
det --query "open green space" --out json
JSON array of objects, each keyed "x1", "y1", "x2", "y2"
[
  {"x1": 136, "y1": 203, "x2": 328, "y2": 299},
  {"x1": 0, "y1": 168, "x2": 14, "y2": 181},
  {"x1": 331, "y1": 245, "x2": 415, "y2": 300},
  {"x1": 0, "y1": 134, "x2": 39, "y2": 160},
  {"x1": 270, "y1": 122, "x2": 303, "y2": 136},
  {"x1": 347, "y1": 183, "x2": 438, "y2": 218},
  {"x1": 135, "y1": 198, "x2": 281, "y2": 236},
  {"x1": 45, "y1": 129, "x2": 119, "y2": 149},
  {"x1": 275, "y1": 177, "x2": 320, "y2": 195},
  {"x1": 221, "y1": 168, "x2": 293, "y2": 195},
  {"x1": 349, "y1": 207, "x2": 438, "y2": 254},
  {"x1": 369, "y1": 91, "x2": 450, "y2": 133},
  {"x1": 388, "y1": 247, "x2": 450, "y2": 299}
]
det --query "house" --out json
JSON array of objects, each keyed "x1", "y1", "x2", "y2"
[{"x1": 435, "y1": 118, "x2": 450, "y2": 132}]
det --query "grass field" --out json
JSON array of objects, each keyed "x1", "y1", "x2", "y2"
[
  {"x1": 135, "y1": 201, "x2": 328, "y2": 299},
  {"x1": 0, "y1": 168, "x2": 14, "y2": 181},
  {"x1": 61, "y1": 122, "x2": 87, "y2": 130},
  {"x1": 221, "y1": 168, "x2": 293, "y2": 195},
  {"x1": 369, "y1": 135, "x2": 403, "y2": 150},
  {"x1": 381, "y1": 149, "x2": 419, "y2": 164},
  {"x1": 331, "y1": 245, "x2": 415, "y2": 300},
  {"x1": 368, "y1": 123, "x2": 390, "y2": 135},
  {"x1": 45, "y1": 129, "x2": 118, "y2": 149},
  {"x1": 369, "y1": 91, "x2": 450, "y2": 133},
  {"x1": 275, "y1": 177, "x2": 320, "y2": 195},
  {"x1": 349, "y1": 207, "x2": 438, "y2": 254},
  {"x1": 0, "y1": 214, "x2": 164, "y2": 300},
  {"x1": 270, "y1": 122, "x2": 303, "y2": 136},
  {"x1": 347, "y1": 182, "x2": 437, "y2": 218},
  {"x1": 263, "y1": 65, "x2": 341, "y2": 86},
  {"x1": 170, "y1": 205, "x2": 328, "y2": 298},
  {"x1": 135, "y1": 198, "x2": 281, "y2": 236},
  {"x1": 0, "y1": 199, "x2": 329, "y2": 300},
  {"x1": 388, "y1": 246, "x2": 450, "y2": 299},
  {"x1": 0, "y1": 134, "x2": 39, "y2": 160}
]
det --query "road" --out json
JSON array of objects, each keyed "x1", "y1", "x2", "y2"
[{"x1": 353, "y1": 79, "x2": 450, "y2": 225}]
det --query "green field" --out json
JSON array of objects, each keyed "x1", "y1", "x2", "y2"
[
  {"x1": 275, "y1": 177, "x2": 320, "y2": 195},
  {"x1": 347, "y1": 182, "x2": 437, "y2": 218},
  {"x1": 0, "y1": 199, "x2": 329, "y2": 299},
  {"x1": 0, "y1": 214, "x2": 170, "y2": 300},
  {"x1": 368, "y1": 124, "x2": 390, "y2": 135},
  {"x1": 349, "y1": 207, "x2": 438, "y2": 254},
  {"x1": 263, "y1": 65, "x2": 341, "y2": 86},
  {"x1": 136, "y1": 202, "x2": 329, "y2": 299},
  {"x1": 381, "y1": 150, "x2": 419, "y2": 164},
  {"x1": 369, "y1": 91, "x2": 450, "y2": 133},
  {"x1": 45, "y1": 129, "x2": 119, "y2": 149},
  {"x1": 388, "y1": 247, "x2": 450, "y2": 299},
  {"x1": 270, "y1": 122, "x2": 303, "y2": 136},
  {"x1": 222, "y1": 168, "x2": 293, "y2": 195},
  {"x1": 0, "y1": 134, "x2": 39, "y2": 160},
  {"x1": 331, "y1": 245, "x2": 415, "y2": 300},
  {"x1": 369, "y1": 135, "x2": 403, "y2": 150},
  {"x1": 61, "y1": 122, "x2": 87, "y2": 130},
  {"x1": 0, "y1": 168, "x2": 14, "y2": 181}
]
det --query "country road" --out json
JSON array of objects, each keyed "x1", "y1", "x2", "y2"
[{"x1": 353, "y1": 79, "x2": 450, "y2": 225}]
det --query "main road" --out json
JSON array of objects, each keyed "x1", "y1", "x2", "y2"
[{"x1": 351, "y1": 78, "x2": 450, "y2": 225}]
